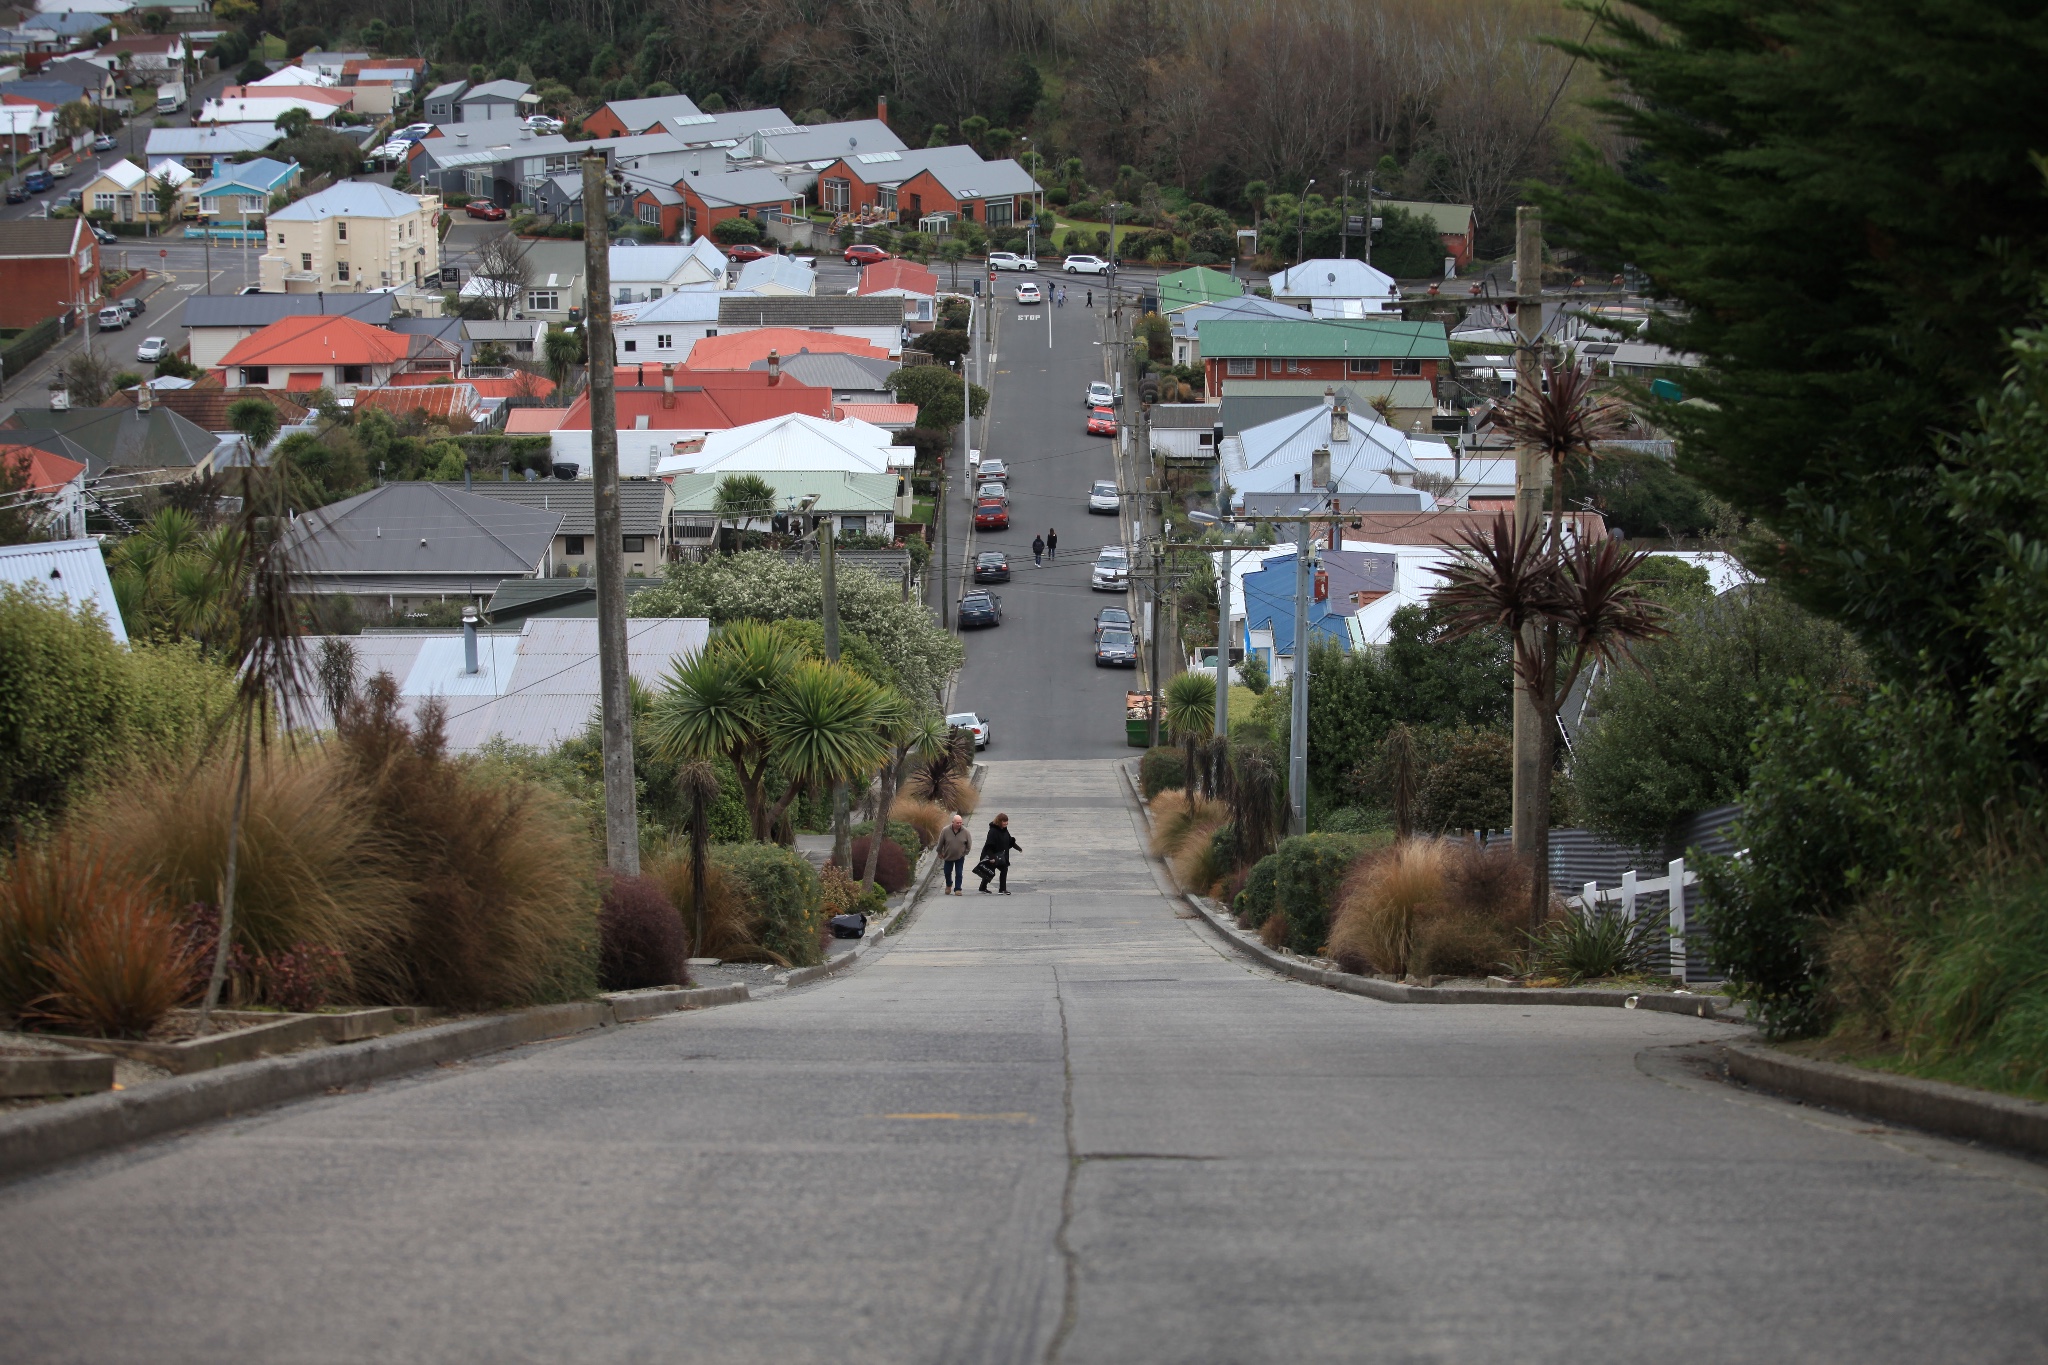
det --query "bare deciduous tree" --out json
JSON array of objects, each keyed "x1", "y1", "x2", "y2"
[{"x1": 471, "y1": 231, "x2": 533, "y2": 321}]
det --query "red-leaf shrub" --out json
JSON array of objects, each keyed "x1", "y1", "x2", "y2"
[
  {"x1": 839, "y1": 835, "x2": 910, "y2": 893},
  {"x1": 597, "y1": 873, "x2": 688, "y2": 990}
]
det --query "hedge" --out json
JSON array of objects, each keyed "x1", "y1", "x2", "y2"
[
  {"x1": 1238, "y1": 834, "x2": 1374, "y2": 955},
  {"x1": 712, "y1": 842, "x2": 825, "y2": 967},
  {"x1": 1140, "y1": 746, "x2": 1184, "y2": 798}
]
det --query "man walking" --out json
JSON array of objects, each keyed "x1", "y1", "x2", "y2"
[
  {"x1": 976, "y1": 814, "x2": 1020, "y2": 894},
  {"x1": 936, "y1": 814, "x2": 972, "y2": 895},
  {"x1": 1031, "y1": 532, "x2": 1046, "y2": 567},
  {"x1": 1045, "y1": 527, "x2": 1058, "y2": 561}
]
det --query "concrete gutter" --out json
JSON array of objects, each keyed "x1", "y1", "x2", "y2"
[
  {"x1": 1120, "y1": 758, "x2": 1727, "y2": 1020},
  {"x1": 0, "y1": 984, "x2": 747, "y2": 1184},
  {"x1": 1718, "y1": 1039, "x2": 2048, "y2": 1160}
]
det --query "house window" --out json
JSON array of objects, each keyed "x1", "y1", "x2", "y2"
[
  {"x1": 564, "y1": 535, "x2": 586, "y2": 555},
  {"x1": 821, "y1": 177, "x2": 850, "y2": 212},
  {"x1": 341, "y1": 365, "x2": 366, "y2": 384},
  {"x1": 622, "y1": 338, "x2": 637, "y2": 352},
  {"x1": 986, "y1": 198, "x2": 1012, "y2": 228},
  {"x1": 337, "y1": 261, "x2": 350, "y2": 281},
  {"x1": 622, "y1": 536, "x2": 645, "y2": 553},
  {"x1": 1393, "y1": 358, "x2": 1423, "y2": 376},
  {"x1": 1226, "y1": 358, "x2": 1255, "y2": 376},
  {"x1": 637, "y1": 201, "x2": 659, "y2": 225},
  {"x1": 528, "y1": 290, "x2": 558, "y2": 311},
  {"x1": 335, "y1": 220, "x2": 347, "y2": 241},
  {"x1": 1285, "y1": 359, "x2": 1308, "y2": 373},
  {"x1": 675, "y1": 516, "x2": 715, "y2": 540},
  {"x1": 1347, "y1": 358, "x2": 1378, "y2": 375},
  {"x1": 877, "y1": 186, "x2": 897, "y2": 211},
  {"x1": 840, "y1": 515, "x2": 866, "y2": 537},
  {"x1": 277, "y1": 233, "x2": 286, "y2": 245},
  {"x1": 655, "y1": 334, "x2": 672, "y2": 350},
  {"x1": 300, "y1": 253, "x2": 312, "y2": 270},
  {"x1": 92, "y1": 193, "x2": 114, "y2": 212},
  {"x1": 242, "y1": 195, "x2": 264, "y2": 214},
  {"x1": 960, "y1": 200, "x2": 977, "y2": 221},
  {"x1": 239, "y1": 366, "x2": 270, "y2": 385},
  {"x1": 649, "y1": 287, "x2": 661, "y2": 299}
]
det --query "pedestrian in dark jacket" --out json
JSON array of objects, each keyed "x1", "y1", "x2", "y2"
[
  {"x1": 976, "y1": 814, "x2": 1020, "y2": 894},
  {"x1": 936, "y1": 814, "x2": 973, "y2": 895},
  {"x1": 1045, "y1": 527, "x2": 1058, "y2": 560},
  {"x1": 1031, "y1": 533, "x2": 1046, "y2": 567}
]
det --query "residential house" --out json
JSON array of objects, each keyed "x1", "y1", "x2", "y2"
[
  {"x1": 499, "y1": 239, "x2": 583, "y2": 322},
  {"x1": 685, "y1": 326, "x2": 892, "y2": 370},
  {"x1": 855, "y1": 258, "x2": 937, "y2": 328},
  {"x1": 354, "y1": 381, "x2": 485, "y2": 428},
  {"x1": 456, "y1": 79, "x2": 533, "y2": 122},
  {"x1": 607, "y1": 238, "x2": 728, "y2": 304},
  {"x1": 85, "y1": 33, "x2": 184, "y2": 77},
  {"x1": 1149, "y1": 403, "x2": 1222, "y2": 461},
  {"x1": 1155, "y1": 265, "x2": 1243, "y2": 314},
  {"x1": 0, "y1": 398, "x2": 222, "y2": 477},
  {"x1": 720, "y1": 117, "x2": 904, "y2": 196},
  {"x1": 611, "y1": 289, "x2": 721, "y2": 364},
  {"x1": 297, "y1": 617, "x2": 707, "y2": 752},
  {"x1": 259, "y1": 180, "x2": 441, "y2": 294},
  {"x1": 745, "y1": 350, "x2": 898, "y2": 405},
  {"x1": 246, "y1": 65, "x2": 340, "y2": 89},
  {"x1": 732, "y1": 253, "x2": 814, "y2": 297},
  {"x1": 0, "y1": 218, "x2": 97, "y2": 328},
  {"x1": 658, "y1": 410, "x2": 913, "y2": 543},
  {"x1": 0, "y1": 442, "x2": 85, "y2": 539},
  {"x1": 674, "y1": 166, "x2": 797, "y2": 242},
  {"x1": 1198, "y1": 318, "x2": 1450, "y2": 414},
  {"x1": 462, "y1": 317, "x2": 546, "y2": 360},
  {"x1": 0, "y1": 537, "x2": 126, "y2": 643},
  {"x1": 146, "y1": 123, "x2": 277, "y2": 172},
  {"x1": 125, "y1": 0, "x2": 213, "y2": 16},
  {"x1": 286, "y1": 480, "x2": 562, "y2": 607},
  {"x1": 549, "y1": 363, "x2": 831, "y2": 478},
  {"x1": 215, "y1": 313, "x2": 458, "y2": 394},
  {"x1": 75, "y1": 158, "x2": 159, "y2": 225},
  {"x1": 1, "y1": 78, "x2": 101, "y2": 113},
  {"x1": 1237, "y1": 546, "x2": 1429, "y2": 677},
  {"x1": 292, "y1": 50, "x2": 368, "y2": 80},
  {"x1": 810, "y1": 144, "x2": 1040, "y2": 233},
  {"x1": 194, "y1": 155, "x2": 297, "y2": 226},
  {"x1": 422, "y1": 79, "x2": 465, "y2": 123},
  {"x1": 669, "y1": 467, "x2": 899, "y2": 547},
  {"x1": 482, "y1": 576, "x2": 669, "y2": 624},
  {"x1": 36, "y1": 57, "x2": 117, "y2": 103},
  {"x1": 1168, "y1": 293, "x2": 1305, "y2": 369},
  {"x1": 181, "y1": 290, "x2": 395, "y2": 369},
  {"x1": 1376, "y1": 199, "x2": 1478, "y2": 271},
  {"x1": 714, "y1": 295, "x2": 904, "y2": 357},
  {"x1": 1217, "y1": 396, "x2": 1435, "y2": 520},
  {"x1": 0, "y1": 12, "x2": 110, "y2": 62},
  {"x1": 578, "y1": 91, "x2": 705, "y2": 138},
  {"x1": 462, "y1": 477, "x2": 672, "y2": 576},
  {"x1": 339, "y1": 58, "x2": 424, "y2": 116},
  {"x1": 0, "y1": 104, "x2": 54, "y2": 158},
  {"x1": 522, "y1": 170, "x2": 628, "y2": 226},
  {"x1": 199, "y1": 92, "x2": 345, "y2": 126},
  {"x1": 108, "y1": 379, "x2": 310, "y2": 434},
  {"x1": 1267, "y1": 258, "x2": 1400, "y2": 316}
]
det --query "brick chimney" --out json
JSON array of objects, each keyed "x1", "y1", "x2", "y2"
[
  {"x1": 876, "y1": 95, "x2": 889, "y2": 128},
  {"x1": 661, "y1": 361, "x2": 676, "y2": 409},
  {"x1": 1330, "y1": 399, "x2": 1348, "y2": 442},
  {"x1": 1311, "y1": 446, "x2": 1331, "y2": 489},
  {"x1": 767, "y1": 349, "x2": 781, "y2": 385}
]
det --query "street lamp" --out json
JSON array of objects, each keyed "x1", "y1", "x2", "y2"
[{"x1": 1295, "y1": 179, "x2": 1316, "y2": 266}]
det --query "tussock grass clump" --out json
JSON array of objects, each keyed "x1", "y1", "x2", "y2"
[
  {"x1": 647, "y1": 850, "x2": 758, "y2": 961},
  {"x1": 1888, "y1": 862, "x2": 2048, "y2": 1097},
  {"x1": 890, "y1": 795, "x2": 948, "y2": 848},
  {"x1": 1329, "y1": 838, "x2": 1525, "y2": 979},
  {"x1": 597, "y1": 873, "x2": 688, "y2": 991},
  {"x1": 1148, "y1": 791, "x2": 1225, "y2": 859},
  {"x1": 0, "y1": 839, "x2": 192, "y2": 1037},
  {"x1": 944, "y1": 780, "x2": 979, "y2": 816}
]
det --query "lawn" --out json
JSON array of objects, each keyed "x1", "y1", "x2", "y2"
[{"x1": 1052, "y1": 216, "x2": 1141, "y2": 251}]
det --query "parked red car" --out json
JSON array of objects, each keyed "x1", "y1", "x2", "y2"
[
  {"x1": 1086, "y1": 406, "x2": 1117, "y2": 436},
  {"x1": 723, "y1": 243, "x2": 772, "y2": 262},
  {"x1": 464, "y1": 200, "x2": 507, "y2": 220},
  {"x1": 974, "y1": 497, "x2": 1010, "y2": 530},
  {"x1": 844, "y1": 243, "x2": 889, "y2": 266}
]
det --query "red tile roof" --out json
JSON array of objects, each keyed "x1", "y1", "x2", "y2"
[
  {"x1": 356, "y1": 383, "x2": 481, "y2": 420},
  {"x1": 503, "y1": 407, "x2": 567, "y2": 434},
  {"x1": 831, "y1": 402, "x2": 919, "y2": 426},
  {"x1": 0, "y1": 443, "x2": 83, "y2": 492},
  {"x1": 856, "y1": 260, "x2": 938, "y2": 297},
  {"x1": 554, "y1": 368, "x2": 830, "y2": 432},
  {"x1": 684, "y1": 329, "x2": 892, "y2": 370},
  {"x1": 217, "y1": 315, "x2": 419, "y2": 368}
]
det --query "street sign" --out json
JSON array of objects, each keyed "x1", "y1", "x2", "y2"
[{"x1": 1346, "y1": 216, "x2": 1366, "y2": 234}]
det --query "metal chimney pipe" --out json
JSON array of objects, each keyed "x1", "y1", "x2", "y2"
[{"x1": 462, "y1": 607, "x2": 479, "y2": 675}]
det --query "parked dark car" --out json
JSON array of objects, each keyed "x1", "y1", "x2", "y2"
[
  {"x1": 973, "y1": 550, "x2": 1010, "y2": 583},
  {"x1": 1095, "y1": 628, "x2": 1139, "y2": 667},
  {"x1": 5, "y1": 184, "x2": 25, "y2": 204},
  {"x1": 1094, "y1": 607, "x2": 1131, "y2": 641},
  {"x1": 974, "y1": 497, "x2": 1009, "y2": 530},
  {"x1": 23, "y1": 170, "x2": 51, "y2": 193},
  {"x1": 464, "y1": 200, "x2": 507, "y2": 220},
  {"x1": 958, "y1": 590, "x2": 1003, "y2": 628}
]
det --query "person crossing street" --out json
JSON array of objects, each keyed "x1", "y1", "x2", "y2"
[
  {"x1": 1031, "y1": 533, "x2": 1045, "y2": 567},
  {"x1": 1045, "y1": 528, "x2": 1058, "y2": 561}
]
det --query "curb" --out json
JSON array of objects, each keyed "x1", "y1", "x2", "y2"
[
  {"x1": 1120, "y1": 759, "x2": 1726, "y2": 1019},
  {"x1": 1717, "y1": 1039, "x2": 2048, "y2": 1160},
  {"x1": 0, "y1": 985, "x2": 747, "y2": 1184}
]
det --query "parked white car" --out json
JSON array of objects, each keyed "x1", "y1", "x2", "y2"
[
  {"x1": 1087, "y1": 479, "x2": 1120, "y2": 514},
  {"x1": 135, "y1": 335, "x2": 168, "y2": 362},
  {"x1": 1014, "y1": 281, "x2": 1041, "y2": 304},
  {"x1": 1086, "y1": 380, "x2": 1113, "y2": 408},
  {"x1": 987, "y1": 251, "x2": 1037, "y2": 271},
  {"x1": 522, "y1": 114, "x2": 563, "y2": 133},
  {"x1": 396, "y1": 123, "x2": 433, "y2": 141},
  {"x1": 1063, "y1": 254, "x2": 1109, "y2": 274},
  {"x1": 946, "y1": 711, "x2": 991, "y2": 749},
  {"x1": 1091, "y1": 545, "x2": 1130, "y2": 591}
]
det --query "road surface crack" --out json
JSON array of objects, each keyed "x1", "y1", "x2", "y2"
[{"x1": 1045, "y1": 965, "x2": 1081, "y2": 1365}]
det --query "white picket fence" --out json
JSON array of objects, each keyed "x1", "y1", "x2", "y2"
[{"x1": 1566, "y1": 857, "x2": 1698, "y2": 981}]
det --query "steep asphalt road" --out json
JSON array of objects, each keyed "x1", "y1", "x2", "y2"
[
  {"x1": 3, "y1": 759, "x2": 2044, "y2": 1363},
  {"x1": 943, "y1": 274, "x2": 1138, "y2": 760}
]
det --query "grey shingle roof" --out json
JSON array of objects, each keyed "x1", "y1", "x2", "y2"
[
  {"x1": 1149, "y1": 403, "x2": 1221, "y2": 430},
  {"x1": 0, "y1": 219, "x2": 81, "y2": 258},
  {"x1": 716, "y1": 296, "x2": 905, "y2": 328},
  {"x1": 182, "y1": 292, "x2": 395, "y2": 329},
  {"x1": 745, "y1": 351, "x2": 898, "y2": 391},
  {"x1": 1, "y1": 405, "x2": 219, "y2": 476},
  {"x1": 288, "y1": 482, "x2": 562, "y2": 586},
  {"x1": 458, "y1": 478, "x2": 668, "y2": 538}
]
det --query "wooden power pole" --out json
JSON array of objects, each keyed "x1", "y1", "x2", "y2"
[
  {"x1": 1510, "y1": 206, "x2": 1545, "y2": 882},
  {"x1": 582, "y1": 154, "x2": 639, "y2": 875}
]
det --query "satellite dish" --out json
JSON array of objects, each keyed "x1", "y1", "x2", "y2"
[
  {"x1": 850, "y1": 136, "x2": 858, "y2": 148},
  {"x1": 1326, "y1": 271, "x2": 1337, "y2": 283}
]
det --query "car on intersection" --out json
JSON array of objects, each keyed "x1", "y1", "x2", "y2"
[
  {"x1": 987, "y1": 251, "x2": 1037, "y2": 271},
  {"x1": 1063, "y1": 254, "x2": 1109, "y2": 274},
  {"x1": 1087, "y1": 479, "x2": 1120, "y2": 514},
  {"x1": 1095, "y1": 628, "x2": 1138, "y2": 668},
  {"x1": 1014, "y1": 281, "x2": 1041, "y2": 305},
  {"x1": 947, "y1": 711, "x2": 990, "y2": 749},
  {"x1": 973, "y1": 550, "x2": 1011, "y2": 583},
  {"x1": 974, "y1": 497, "x2": 1010, "y2": 530},
  {"x1": 1086, "y1": 406, "x2": 1117, "y2": 436},
  {"x1": 1092, "y1": 545, "x2": 1130, "y2": 592},
  {"x1": 957, "y1": 590, "x2": 1003, "y2": 628}
]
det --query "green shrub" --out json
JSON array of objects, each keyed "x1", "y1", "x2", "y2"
[
  {"x1": 1140, "y1": 745, "x2": 1184, "y2": 799},
  {"x1": 713, "y1": 842, "x2": 824, "y2": 967},
  {"x1": 852, "y1": 818, "x2": 920, "y2": 868},
  {"x1": 1235, "y1": 854, "x2": 1279, "y2": 927},
  {"x1": 1888, "y1": 862, "x2": 2048, "y2": 1098},
  {"x1": 1317, "y1": 806, "x2": 1388, "y2": 836},
  {"x1": 1270, "y1": 833, "x2": 1371, "y2": 955}
]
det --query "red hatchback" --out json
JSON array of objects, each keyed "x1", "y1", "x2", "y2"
[
  {"x1": 724, "y1": 243, "x2": 772, "y2": 262},
  {"x1": 1086, "y1": 406, "x2": 1117, "y2": 436},
  {"x1": 844, "y1": 243, "x2": 889, "y2": 266},
  {"x1": 974, "y1": 497, "x2": 1010, "y2": 530},
  {"x1": 464, "y1": 200, "x2": 507, "y2": 220}
]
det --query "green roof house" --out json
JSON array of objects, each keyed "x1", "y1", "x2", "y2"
[
  {"x1": 1155, "y1": 265, "x2": 1244, "y2": 313},
  {"x1": 1198, "y1": 317, "x2": 1451, "y2": 412}
]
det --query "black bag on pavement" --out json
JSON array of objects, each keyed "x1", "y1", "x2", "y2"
[{"x1": 828, "y1": 912, "x2": 868, "y2": 939}]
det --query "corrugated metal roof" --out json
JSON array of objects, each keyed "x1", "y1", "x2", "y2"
[
  {"x1": 289, "y1": 482, "x2": 562, "y2": 577},
  {"x1": 459, "y1": 478, "x2": 669, "y2": 536},
  {"x1": 1200, "y1": 318, "x2": 1450, "y2": 360},
  {"x1": 0, "y1": 538, "x2": 126, "y2": 644},
  {"x1": 717, "y1": 295, "x2": 903, "y2": 327}
]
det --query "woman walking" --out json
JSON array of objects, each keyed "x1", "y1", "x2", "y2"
[
  {"x1": 936, "y1": 814, "x2": 973, "y2": 895},
  {"x1": 976, "y1": 814, "x2": 1021, "y2": 894},
  {"x1": 1045, "y1": 527, "x2": 1058, "y2": 561}
]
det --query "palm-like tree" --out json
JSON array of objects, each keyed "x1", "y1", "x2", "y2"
[
  {"x1": 861, "y1": 700, "x2": 946, "y2": 891},
  {"x1": 647, "y1": 622, "x2": 795, "y2": 841},
  {"x1": 711, "y1": 473, "x2": 777, "y2": 552},
  {"x1": 1488, "y1": 355, "x2": 1630, "y2": 543},
  {"x1": 759, "y1": 661, "x2": 890, "y2": 838}
]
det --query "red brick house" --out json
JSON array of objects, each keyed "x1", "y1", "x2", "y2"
[
  {"x1": 810, "y1": 145, "x2": 1039, "y2": 231},
  {"x1": 675, "y1": 167, "x2": 796, "y2": 242},
  {"x1": 1378, "y1": 200, "x2": 1479, "y2": 270},
  {"x1": 1197, "y1": 318, "x2": 1451, "y2": 407},
  {"x1": 580, "y1": 93, "x2": 708, "y2": 140},
  {"x1": 0, "y1": 219, "x2": 98, "y2": 329}
]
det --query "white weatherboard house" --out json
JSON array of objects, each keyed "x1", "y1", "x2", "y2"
[
  {"x1": 0, "y1": 538, "x2": 127, "y2": 643},
  {"x1": 612, "y1": 289, "x2": 722, "y2": 364},
  {"x1": 655, "y1": 412, "x2": 913, "y2": 480},
  {"x1": 607, "y1": 238, "x2": 728, "y2": 304},
  {"x1": 1268, "y1": 258, "x2": 1401, "y2": 316}
]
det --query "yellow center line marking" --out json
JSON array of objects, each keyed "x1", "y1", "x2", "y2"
[{"x1": 880, "y1": 1112, "x2": 1036, "y2": 1123}]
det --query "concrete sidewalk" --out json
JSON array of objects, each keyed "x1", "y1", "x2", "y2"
[{"x1": 0, "y1": 759, "x2": 2043, "y2": 1363}]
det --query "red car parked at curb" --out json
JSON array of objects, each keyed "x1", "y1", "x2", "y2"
[
  {"x1": 974, "y1": 498, "x2": 1010, "y2": 530},
  {"x1": 1086, "y1": 406, "x2": 1117, "y2": 436}
]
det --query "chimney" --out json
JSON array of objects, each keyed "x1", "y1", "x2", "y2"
[
  {"x1": 767, "y1": 348, "x2": 781, "y2": 385},
  {"x1": 1330, "y1": 400, "x2": 1348, "y2": 443},
  {"x1": 661, "y1": 360, "x2": 676, "y2": 409},
  {"x1": 138, "y1": 380, "x2": 154, "y2": 411},
  {"x1": 877, "y1": 95, "x2": 889, "y2": 127},
  {"x1": 1311, "y1": 446, "x2": 1331, "y2": 489},
  {"x1": 48, "y1": 387, "x2": 69, "y2": 411},
  {"x1": 1323, "y1": 385, "x2": 1336, "y2": 408},
  {"x1": 461, "y1": 607, "x2": 479, "y2": 675},
  {"x1": 635, "y1": 362, "x2": 644, "y2": 387}
]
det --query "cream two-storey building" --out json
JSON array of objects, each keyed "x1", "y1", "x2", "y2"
[{"x1": 259, "y1": 181, "x2": 441, "y2": 294}]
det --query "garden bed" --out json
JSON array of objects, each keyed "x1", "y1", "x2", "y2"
[{"x1": 53, "y1": 1005, "x2": 440, "y2": 1075}]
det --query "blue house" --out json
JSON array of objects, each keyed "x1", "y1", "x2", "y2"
[
  {"x1": 196, "y1": 157, "x2": 299, "y2": 224},
  {"x1": 1237, "y1": 547, "x2": 1400, "y2": 681}
]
